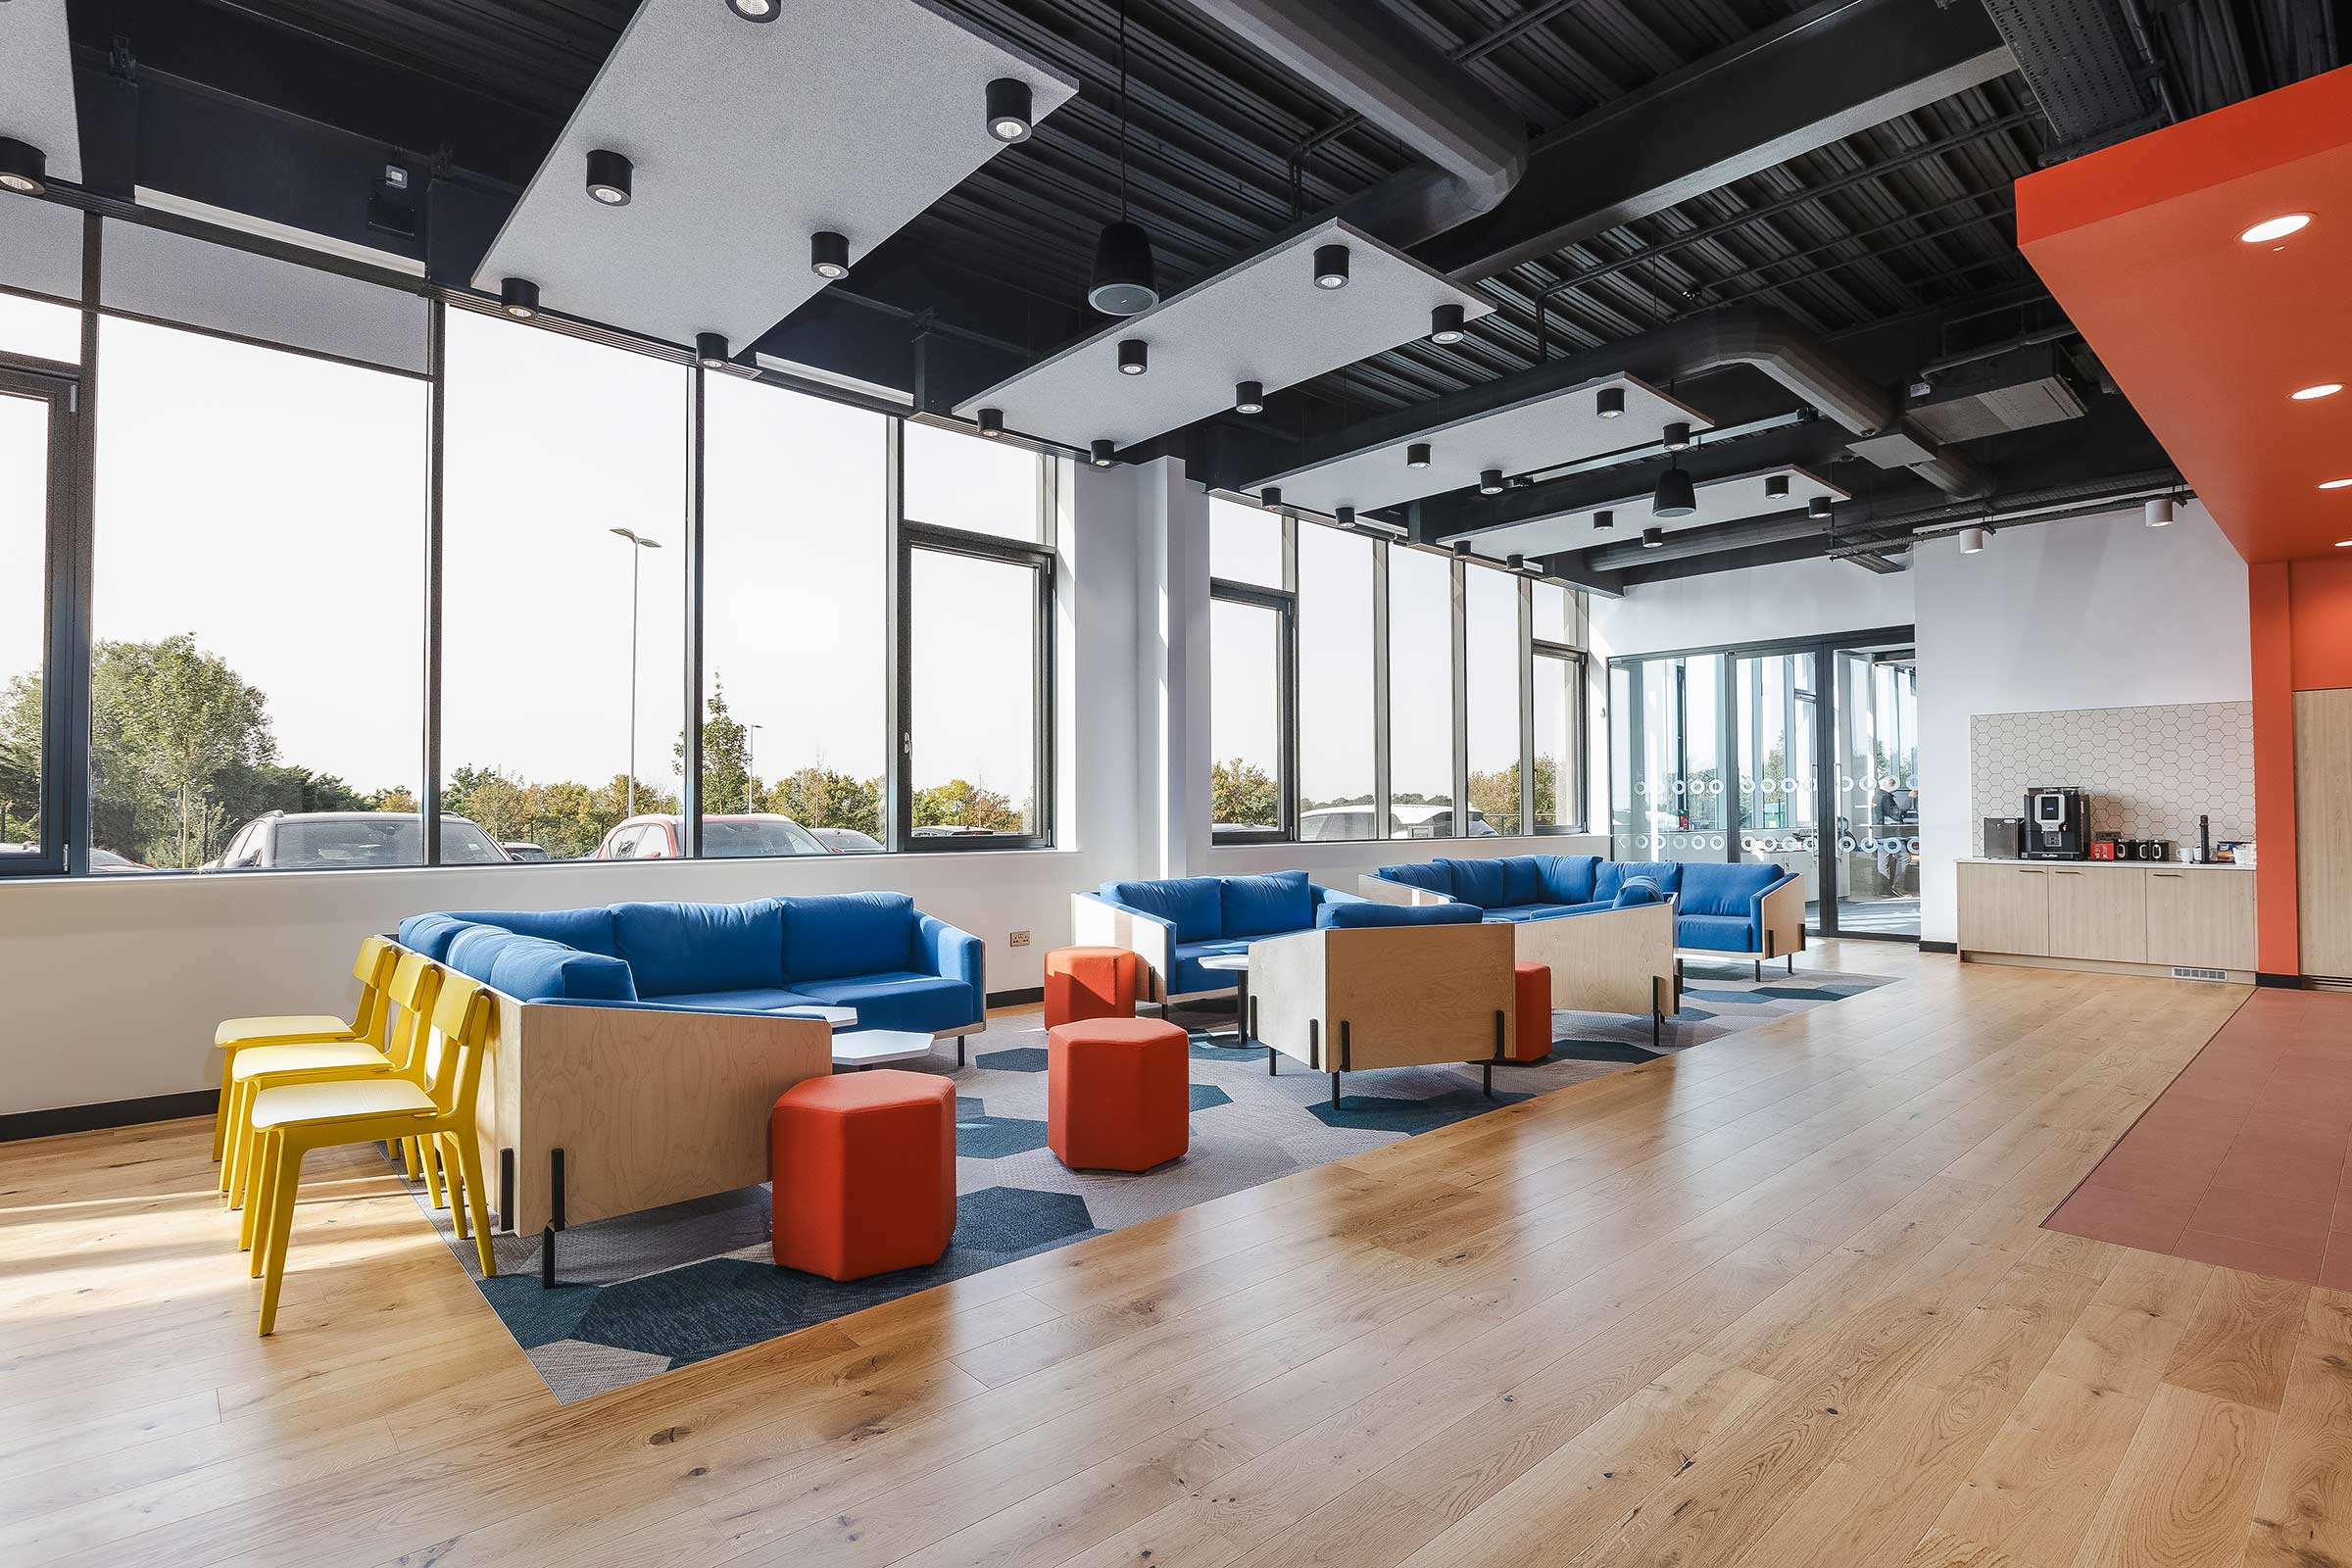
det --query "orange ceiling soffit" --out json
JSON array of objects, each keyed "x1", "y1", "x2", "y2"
[{"x1": 2016, "y1": 64, "x2": 2352, "y2": 564}]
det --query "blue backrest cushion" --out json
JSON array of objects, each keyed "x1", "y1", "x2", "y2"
[
  {"x1": 1374, "y1": 862, "x2": 1452, "y2": 897},
  {"x1": 1595, "y1": 860, "x2": 1684, "y2": 901},
  {"x1": 1319, "y1": 900, "x2": 1486, "y2": 928},
  {"x1": 442, "y1": 906, "x2": 619, "y2": 957},
  {"x1": 1102, "y1": 876, "x2": 1224, "y2": 942},
  {"x1": 780, "y1": 891, "x2": 921, "y2": 982},
  {"x1": 1496, "y1": 856, "x2": 1548, "y2": 906},
  {"x1": 1534, "y1": 855, "x2": 1599, "y2": 905},
  {"x1": 612, "y1": 899, "x2": 786, "y2": 998},
  {"x1": 1439, "y1": 858, "x2": 1519, "y2": 909},
  {"x1": 1220, "y1": 870, "x2": 1315, "y2": 938},
  {"x1": 1679, "y1": 861, "x2": 1787, "y2": 917},
  {"x1": 445, "y1": 927, "x2": 636, "y2": 1003},
  {"x1": 1612, "y1": 876, "x2": 1664, "y2": 908},
  {"x1": 398, "y1": 911, "x2": 481, "y2": 962}
]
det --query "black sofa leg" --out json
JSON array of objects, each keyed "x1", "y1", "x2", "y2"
[
  {"x1": 539, "y1": 1146, "x2": 565, "y2": 1289},
  {"x1": 1787, "y1": 955, "x2": 1795, "y2": 975},
  {"x1": 1330, "y1": 1072, "x2": 1340, "y2": 1109},
  {"x1": 956, "y1": 1035, "x2": 966, "y2": 1067},
  {"x1": 1482, "y1": 1061, "x2": 1494, "y2": 1100},
  {"x1": 1268, "y1": 1045, "x2": 1278, "y2": 1076},
  {"x1": 1753, "y1": 958, "x2": 1762, "y2": 982}
]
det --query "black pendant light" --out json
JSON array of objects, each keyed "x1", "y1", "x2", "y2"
[
  {"x1": 1087, "y1": 1, "x2": 1157, "y2": 317},
  {"x1": 1652, "y1": 463, "x2": 1697, "y2": 517},
  {"x1": 977, "y1": 408, "x2": 1005, "y2": 439},
  {"x1": 695, "y1": 332, "x2": 730, "y2": 370},
  {"x1": 0, "y1": 138, "x2": 48, "y2": 197},
  {"x1": 1234, "y1": 380, "x2": 1265, "y2": 415},
  {"x1": 1478, "y1": 469, "x2": 1505, "y2": 496},
  {"x1": 1642, "y1": 526, "x2": 1666, "y2": 549}
]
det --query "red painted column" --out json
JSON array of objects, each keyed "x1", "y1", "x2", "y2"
[{"x1": 2249, "y1": 563, "x2": 2299, "y2": 976}]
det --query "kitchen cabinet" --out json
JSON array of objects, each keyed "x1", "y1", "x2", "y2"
[
  {"x1": 2047, "y1": 866, "x2": 2146, "y2": 963},
  {"x1": 2145, "y1": 868, "x2": 2257, "y2": 970},
  {"x1": 1957, "y1": 862, "x2": 2051, "y2": 956}
]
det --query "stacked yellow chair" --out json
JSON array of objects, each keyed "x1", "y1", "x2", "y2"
[
  {"x1": 245, "y1": 971, "x2": 500, "y2": 1336},
  {"x1": 211, "y1": 936, "x2": 399, "y2": 1163}
]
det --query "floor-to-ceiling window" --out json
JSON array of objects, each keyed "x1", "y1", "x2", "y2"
[
  {"x1": 1295, "y1": 520, "x2": 1376, "y2": 841},
  {"x1": 1464, "y1": 561, "x2": 1525, "y2": 836},
  {"x1": 1832, "y1": 647, "x2": 1921, "y2": 934},
  {"x1": 0, "y1": 365, "x2": 66, "y2": 870},
  {"x1": 1387, "y1": 545, "x2": 1459, "y2": 838}
]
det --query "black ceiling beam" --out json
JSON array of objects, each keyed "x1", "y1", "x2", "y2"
[{"x1": 1419, "y1": 0, "x2": 2018, "y2": 281}]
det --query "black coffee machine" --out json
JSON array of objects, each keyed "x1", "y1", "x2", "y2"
[{"x1": 2022, "y1": 787, "x2": 2087, "y2": 859}]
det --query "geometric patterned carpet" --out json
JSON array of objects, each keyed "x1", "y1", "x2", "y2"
[{"x1": 401, "y1": 956, "x2": 1893, "y2": 1402}]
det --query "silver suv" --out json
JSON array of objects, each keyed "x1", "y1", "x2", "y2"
[{"x1": 205, "y1": 811, "x2": 510, "y2": 870}]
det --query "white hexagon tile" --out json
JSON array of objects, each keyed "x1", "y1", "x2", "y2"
[{"x1": 1968, "y1": 702, "x2": 2253, "y2": 854}]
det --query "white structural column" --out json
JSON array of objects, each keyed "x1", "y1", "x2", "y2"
[{"x1": 1126, "y1": 459, "x2": 1215, "y2": 879}]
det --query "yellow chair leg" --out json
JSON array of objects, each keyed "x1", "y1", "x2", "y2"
[
  {"x1": 243, "y1": 1128, "x2": 280, "y2": 1258},
  {"x1": 402, "y1": 1135, "x2": 422, "y2": 1182},
  {"x1": 454, "y1": 1134, "x2": 497, "y2": 1278},
  {"x1": 257, "y1": 1139, "x2": 304, "y2": 1336},
  {"x1": 421, "y1": 1135, "x2": 446, "y2": 1210},
  {"x1": 444, "y1": 1134, "x2": 469, "y2": 1242},
  {"x1": 225, "y1": 1081, "x2": 258, "y2": 1206},
  {"x1": 211, "y1": 1052, "x2": 234, "y2": 1162}
]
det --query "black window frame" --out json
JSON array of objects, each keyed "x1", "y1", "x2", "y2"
[
  {"x1": 1207, "y1": 575, "x2": 1298, "y2": 847},
  {"x1": 0, "y1": 353, "x2": 84, "y2": 880}
]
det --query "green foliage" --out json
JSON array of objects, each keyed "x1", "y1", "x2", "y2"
[
  {"x1": 92, "y1": 636, "x2": 276, "y2": 867},
  {"x1": 913, "y1": 778, "x2": 1022, "y2": 833},
  {"x1": 443, "y1": 765, "x2": 676, "y2": 859},
  {"x1": 0, "y1": 670, "x2": 40, "y2": 844},
  {"x1": 1210, "y1": 757, "x2": 1279, "y2": 828},
  {"x1": 681, "y1": 678, "x2": 753, "y2": 813},
  {"x1": 769, "y1": 764, "x2": 882, "y2": 838}
]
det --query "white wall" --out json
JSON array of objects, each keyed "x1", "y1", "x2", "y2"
[{"x1": 1912, "y1": 501, "x2": 2250, "y2": 943}]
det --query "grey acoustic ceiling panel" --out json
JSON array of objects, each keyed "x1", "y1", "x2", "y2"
[
  {"x1": 1248, "y1": 373, "x2": 1710, "y2": 516},
  {"x1": 1465, "y1": 466, "x2": 1851, "y2": 557},
  {"x1": 0, "y1": 0, "x2": 81, "y2": 183},
  {"x1": 0, "y1": 196, "x2": 82, "y2": 302},
  {"x1": 473, "y1": 0, "x2": 1077, "y2": 351},
  {"x1": 954, "y1": 220, "x2": 1492, "y2": 451}
]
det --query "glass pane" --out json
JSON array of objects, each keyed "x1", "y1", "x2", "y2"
[
  {"x1": 1533, "y1": 651, "x2": 1580, "y2": 833},
  {"x1": 1209, "y1": 496, "x2": 1282, "y2": 588},
  {"x1": 1463, "y1": 564, "x2": 1522, "y2": 836},
  {"x1": 0, "y1": 292, "x2": 79, "y2": 365},
  {"x1": 1388, "y1": 546, "x2": 1458, "y2": 838},
  {"x1": 91, "y1": 318, "x2": 427, "y2": 871},
  {"x1": 0, "y1": 392, "x2": 49, "y2": 858},
  {"x1": 1834, "y1": 648, "x2": 1921, "y2": 935},
  {"x1": 1734, "y1": 652, "x2": 1818, "y2": 913},
  {"x1": 1609, "y1": 654, "x2": 1723, "y2": 859},
  {"x1": 703, "y1": 375, "x2": 886, "y2": 856},
  {"x1": 1534, "y1": 580, "x2": 1572, "y2": 644},
  {"x1": 1210, "y1": 597, "x2": 1282, "y2": 835},
  {"x1": 909, "y1": 548, "x2": 1038, "y2": 838},
  {"x1": 1296, "y1": 522, "x2": 1375, "y2": 840},
  {"x1": 442, "y1": 310, "x2": 686, "y2": 862},
  {"x1": 904, "y1": 420, "x2": 1041, "y2": 541}
]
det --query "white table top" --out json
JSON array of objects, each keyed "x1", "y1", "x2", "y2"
[
  {"x1": 1197, "y1": 953, "x2": 1250, "y2": 971},
  {"x1": 830, "y1": 1030, "x2": 937, "y2": 1068},
  {"x1": 778, "y1": 1004, "x2": 858, "y2": 1027}
]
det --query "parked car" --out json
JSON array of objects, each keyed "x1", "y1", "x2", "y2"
[
  {"x1": 1297, "y1": 804, "x2": 1496, "y2": 841},
  {"x1": 501, "y1": 842, "x2": 551, "y2": 862},
  {"x1": 204, "y1": 811, "x2": 510, "y2": 870},
  {"x1": 808, "y1": 826, "x2": 884, "y2": 854},
  {"x1": 591, "y1": 812, "x2": 828, "y2": 859}
]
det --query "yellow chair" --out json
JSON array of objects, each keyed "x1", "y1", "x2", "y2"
[
  {"x1": 222, "y1": 951, "x2": 446, "y2": 1210},
  {"x1": 212, "y1": 935, "x2": 399, "y2": 1162},
  {"x1": 245, "y1": 971, "x2": 499, "y2": 1337}
]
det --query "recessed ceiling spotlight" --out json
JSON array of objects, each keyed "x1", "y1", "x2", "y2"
[
  {"x1": 498, "y1": 276, "x2": 540, "y2": 319},
  {"x1": 1596, "y1": 386, "x2": 1625, "y2": 419},
  {"x1": 1807, "y1": 496, "x2": 1833, "y2": 521},
  {"x1": 1652, "y1": 465, "x2": 1696, "y2": 518},
  {"x1": 1312, "y1": 243, "x2": 1350, "y2": 290},
  {"x1": 1407, "y1": 442, "x2": 1432, "y2": 469},
  {"x1": 1335, "y1": 505, "x2": 1355, "y2": 528},
  {"x1": 1662, "y1": 420, "x2": 1693, "y2": 451},
  {"x1": 977, "y1": 408, "x2": 1004, "y2": 439},
  {"x1": 2238, "y1": 213, "x2": 2312, "y2": 244},
  {"x1": 1592, "y1": 509, "x2": 1614, "y2": 530},
  {"x1": 1641, "y1": 526, "x2": 1665, "y2": 549},
  {"x1": 2323, "y1": 477, "x2": 2352, "y2": 490},
  {"x1": 1430, "y1": 304, "x2": 1465, "y2": 345},
  {"x1": 1117, "y1": 338, "x2": 1149, "y2": 375},
  {"x1": 1960, "y1": 525, "x2": 1987, "y2": 554},
  {"x1": 725, "y1": 0, "x2": 779, "y2": 19},
  {"x1": 1765, "y1": 474, "x2": 1790, "y2": 501},
  {"x1": 810, "y1": 230, "x2": 851, "y2": 279},
  {"x1": 1478, "y1": 469, "x2": 1505, "y2": 496},
  {"x1": 1235, "y1": 380, "x2": 1265, "y2": 415},
  {"x1": 2292, "y1": 383, "x2": 2343, "y2": 400},
  {"x1": 0, "y1": 138, "x2": 47, "y2": 197},
  {"x1": 2338, "y1": 539, "x2": 2352, "y2": 548},
  {"x1": 695, "y1": 332, "x2": 730, "y2": 370},
  {"x1": 2143, "y1": 497, "x2": 2174, "y2": 528},
  {"x1": 585, "y1": 149, "x2": 633, "y2": 206},
  {"x1": 985, "y1": 78, "x2": 1033, "y2": 143},
  {"x1": 1090, "y1": 439, "x2": 1115, "y2": 467}
]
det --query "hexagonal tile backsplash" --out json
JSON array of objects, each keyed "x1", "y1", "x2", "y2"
[{"x1": 1969, "y1": 702, "x2": 2253, "y2": 855}]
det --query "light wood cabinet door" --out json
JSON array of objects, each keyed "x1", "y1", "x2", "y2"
[
  {"x1": 2144, "y1": 871, "x2": 2257, "y2": 970},
  {"x1": 1958, "y1": 863, "x2": 2050, "y2": 956},
  {"x1": 2297, "y1": 688, "x2": 2352, "y2": 980},
  {"x1": 2048, "y1": 866, "x2": 2146, "y2": 963}
]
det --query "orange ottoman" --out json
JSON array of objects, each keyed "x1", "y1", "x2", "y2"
[
  {"x1": 1044, "y1": 946, "x2": 1142, "y2": 1029},
  {"x1": 1513, "y1": 961, "x2": 1553, "y2": 1061},
  {"x1": 770, "y1": 1070, "x2": 956, "y2": 1281},
  {"x1": 1047, "y1": 1017, "x2": 1189, "y2": 1172}
]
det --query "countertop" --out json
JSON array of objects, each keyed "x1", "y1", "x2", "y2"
[{"x1": 1957, "y1": 857, "x2": 2254, "y2": 873}]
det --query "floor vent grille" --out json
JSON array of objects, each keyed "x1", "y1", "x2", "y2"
[
  {"x1": 2170, "y1": 966, "x2": 2229, "y2": 982},
  {"x1": 2312, "y1": 975, "x2": 2352, "y2": 992}
]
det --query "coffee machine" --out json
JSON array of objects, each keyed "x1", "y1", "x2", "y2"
[{"x1": 2022, "y1": 787, "x2": 2087, "y2": 859}]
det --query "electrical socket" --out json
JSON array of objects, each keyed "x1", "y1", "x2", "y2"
[{"x1": 1008, "y1": 930, "x2": 1030, "y2": 948}]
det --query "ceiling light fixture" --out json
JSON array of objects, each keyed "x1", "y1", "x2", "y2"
[
  {"x1": 1641, "y1": 526, "x2": 1664, "y2": 549},
  {"x1": 2292, "y1": 383, "x2": 2343, "y2": 400},
  {"x1": 1090, "y1": 439, "x2": 1116, "y2": 467},
  {"x1": 2144, "y1": 497, "x2": 2174, "y2": 528},
  {"x1": 1312, "y1": 243, "x2": 1350, "y2": 290},
  {"x1": 1407, "y1": 442, "x2": 1432, "y2": 469},
  {"x1": 585, "y1": 149, "x2": 633, "y2": 206},
  {"x1": 985, "y1": 77, "x2": 1034, "y2": 143},
  {"x1": 1507, "y1": 553, "x2": 1528, "y2": 572},
  {"x1": 1652, "y1": 464, "x2": 1697, "y2": 518},
  {"x1": 1335, "y1": 505, "x2": 1355, "y2": 528},
  {"x1": 2323, "y1": 478, "x2": 2352, "y2": 490},
  {"x1": 1960, "y1": 525, "x2": 1987, "y2": 554},
  {"x1": 1765, "y1": 474, "x2": 1790, "y2": 501},
  {"x1": 1662, "y1": 420, "x2": 1693, "y2": 451},
  {"x1": 1234, "y1": 380, "x2": 1264, "y2": 415},
  {"x1": 498, "y1": 276, "x2": 540, "y2": 319},
  {"x1": 1596, "y1": 387, "x2": 1624, "y2": 419},
  {"x1": 1450, "y1": 540, "x2": 1471, "y2": 558},
  {"x1": 2238, "y1": 213, "x2": 2312, "y2": 244},
  {"x1": 1478, "y1": 469, "x2": 1505, "y2": 496},
  {"x1": 1117, "y1": 338, "x2": 1149, "y2": 375},
  {"x1": 725, "y1": 0, "x2": 779, "y2": 20},
  {"x1": 1088, "y1": 1, "x2": 1158, "y2": 316},
  {"x1": 0, "y1": 138, "x2": 47, "y2": 197},
  {"x1": 1807, "y1": 496, "x2": 1833, "y2": 521},
  {"x1": 1592, "y1": 509, "x2": 1614, "y2": 530},
  {"x1": 1430, "y1": 304, "x2": 1465, "y2": 345},
  {"x1": 1261, "y1": 486, "x2": 1282, "y2": 508},
  {"x1": 810, "y1": 230, "x2": 851, "y2": 279},
  {"x1": 2338, "y1": 539, "x2": 2352, "y2": 548},
  {"x1": 695, "y1": 332, "x2": 730, "y2": 370},
  {"x1": 977, "y1": 408, "x2": 1004, "y2": 439}
]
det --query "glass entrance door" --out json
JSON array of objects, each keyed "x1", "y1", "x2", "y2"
[
  {"x1": 1732, "y1": 651, "x2": 1820, "y2": 921},
  {"x1": 1830, "y1": 647, "x2": 1921, "y2": 936}
]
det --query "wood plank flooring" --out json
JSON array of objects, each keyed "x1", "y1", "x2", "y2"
[{"x1": 5, "y1": 943, "x2": 2349, "y2": 1567}]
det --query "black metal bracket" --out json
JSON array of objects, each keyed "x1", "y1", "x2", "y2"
[
  {"x1": 498, "y1": 1146, "x2": 514, "y2": 1233},
  {"x1": 539, "y1": 1145, "x2": 566, "y2": 1290}
]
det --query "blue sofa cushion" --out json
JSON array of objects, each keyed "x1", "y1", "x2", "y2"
[
  {"x1": 1103, "y1": 876, "x2": 1223, "y2": 942},
  {"x1": 1535, "y1": 855, "x2": 1599, "y2": 905},
  {"x1": 1680, "y1": 861, "x2": 1787, "y2": 918},
  {"x1": 654, "y1": 987, "x2": 826, "y2": 1014},
  {"x1": 1677, "y1": 913, "x2": 1758, "y2": 952},
  {"x1": 780, "y1": 891, "x2": 918, "y2": 983},
  {"x1": 1485, "y1": 901, "x2": 1611, "y2": 923},
  {"x1": 613, "y1": 898, "x2": 785, "y2": 999},
  {"x1": 398, "y1": 911, "x2": 481, "y2": 962},
  {"x1": 1596, "y1": 860, "x2": 1683, "y2": 901},
  {"x1": 1220, "y1": 870, "x2": 1314, "y2": 939},
  {"x1": 1373, "y1": 862, "x2": 1453, "y2": 898},
  {"x1": 443, "y1": 906, "x2": 619, "y2": 957},
  {"x1": 1170, "y1": 937, "x2": 1250, "y2": 995},
  {"x1": 794, "y1": 971, "x2": 977, "y2": 1034},
  {"x1": 1439, "y1": 858, "x2": 1519, "y2": 910},
  {"x1": 1613, "y1": 877, "x2": 1665, "y2": 908},
  {"x1": 446, "y1": 927, "x2": 637, "y2": 1003},
  {"x1": 1320, "y1": 900, "x2": 1485, "y2": 928}
]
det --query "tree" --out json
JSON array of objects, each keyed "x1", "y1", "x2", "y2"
[
  {"x1": 0, "y1": 671, "x2": 40, "y2": 844},
  {"x1": 1210, "y1": 757, "x2": 1279, "y2": 827},
  {"x1": 913, "y1": 778, "x2": 1020, "y2": 832},
  {"x1": 91, "y1": 635, "x2": 275, "y2": 867},
  {"x1": 677, "y1": 678, "x2": 752, "y2": 814},
  {"x1": 1467, "y1": 755, "x2": 1558, "y2": 835},
  {"x1": 769, "y1": 764, "x2": 882, "y2": 838}
]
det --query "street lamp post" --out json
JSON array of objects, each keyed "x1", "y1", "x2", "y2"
[
  {"x1": 747, "y1": 723, "x2": 763, "y2": 814},
  {"x1": 610, "y1": 527, "x2": 662, "y2": 816}
]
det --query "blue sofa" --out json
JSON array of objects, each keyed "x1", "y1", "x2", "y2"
[
  {"x1": 395, "y1": 893, "x2": 986, "y2": 1046},
  {"x1": 1070, "y1": 870, "x2": 1362, "y2": 999}
]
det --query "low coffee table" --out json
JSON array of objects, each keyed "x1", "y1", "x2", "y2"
[
  {"x1": 828, "y1": 1030, "x2": 940, "y2": 1071},
  {"x1": 1197, "y1": 951, "x2": 1254, "y2": 1048}
]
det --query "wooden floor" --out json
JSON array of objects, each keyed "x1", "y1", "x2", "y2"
[{"x1": 5, "y1": 942, "x2": 2349, "y2": 1568}]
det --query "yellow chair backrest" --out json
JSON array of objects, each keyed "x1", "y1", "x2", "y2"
[
  {"x1": 350, "y1": 936, "x2": 400, "y2": 1041},
  {"x1": 381, "y1": 953, "x2": 447, "y2": 1077},
  {"x1": 423, "y1": 974, "x2": 495, "y2": 1119}
]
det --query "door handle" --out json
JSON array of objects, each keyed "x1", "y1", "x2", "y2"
[{"x1": 2153, "y1": 872, "x2": 2183, "y2": 878}]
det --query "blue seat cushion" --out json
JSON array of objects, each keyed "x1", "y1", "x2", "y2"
[
  {"x1": 1439, "y1": 857, "x2": 1523, "y2": 909},
  {"x1": 1170, "y1": 937, "x2": 1251, "y2": 995},
  {"x1": 794, "y1": 971, "x2": 979, "y2": 1033},
  {"x1": 1613, "y1": 877, "x2": 1665, "y2": 908},
  {"x1": 442, "y1": 906, "x2": 619, "y2": 957},
  {"x1": 1220, "y1": 870, "x2": 1314, "y2": 939},
  {"x1": 445, "y1": 928, "x2": 636, "y2": 1003},
  {"x1": 1319, "y1": 901, "x2": 1484, "y2": 928},
  {"x1": 1596, "y1": 860, "x2": 1683, "y2": 901},
  {"x1": 398, "y1": 911, "x2": 482, "y2": 962},
  {"x1": 653, "y1": 987, "x2": 827, "y2": 1014},
  {"x1": 613, "y1": 899, "x2": 785, "y2": 998},
  {"x1": 1680, "y1": 861, "x2": 1788, "y2": 917},
  {"x1": 1678, "y1": 913, "x2": 1759, "y2": 952},
  {"x1": 1102, "y1": 876, "x2": 1224, "y2": 942},
  {"x1": 1373, "y1": 862, "x2": 1452, "y2": 898},
  {"x1": 1485, "y1": 900, "x2": 1613, "y2": 922},
  {"x1": 1535, "y1": 855, "x2": 1599, "y2": 905},
  {"x1": 780, "y1": 891, "x2": 918, "y2": 983}
]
